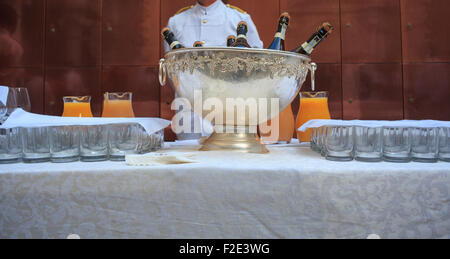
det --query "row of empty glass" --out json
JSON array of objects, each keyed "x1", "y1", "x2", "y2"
[
  {"x1": 310, "y1": 126, "x2": 450, "y2": 163},
  {"x1": 1, "y1": 126, "x2": 164, "y2": 163},
  {"x1": 1, "y1": 90, "x2": 164, "y2": 163}
]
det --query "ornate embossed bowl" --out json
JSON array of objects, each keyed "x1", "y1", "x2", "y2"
[{"x1": 159, "y1": 47, "x2": 311, "y2": 153}]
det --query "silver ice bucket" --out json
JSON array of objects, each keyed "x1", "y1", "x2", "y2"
[{"x1": 159, "y1": 47, "x2": 311, "y2": 153}]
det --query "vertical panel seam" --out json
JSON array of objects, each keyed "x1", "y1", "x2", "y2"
[
  {"x1": 339, "y1": 0, "x2": 344, "y2": 119},
  {"x1": 399, "y1": 0, "x2": 405, "y2": 119},
  {"x1": 158, "y1": 0, "x2": 162, "y2": 118},
  {"x1": 43, "y1": 0, "x2": 48, "y2": 114},
  {"x1": 99, "y1": 0, "x2": 103, "y2": 116}
]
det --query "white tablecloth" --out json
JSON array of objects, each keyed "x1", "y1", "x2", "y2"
[{"x1": 1, "y1": 141, "x2": 449, "y2": 239}]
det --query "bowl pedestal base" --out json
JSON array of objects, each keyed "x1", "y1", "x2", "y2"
[{"x1": 200, "y1": 126, "x2": 269, "y2": 154}]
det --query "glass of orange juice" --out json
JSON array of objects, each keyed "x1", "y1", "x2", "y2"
[
  {"x1": 62, "y1": 96, "x2": 93, "y2": 117},
  {"x1": 296, "y1": 91, "x2": 331, "y2": 142},
  {"x1": 102, "y1": 92, "x2": 135, "y2": 118}
]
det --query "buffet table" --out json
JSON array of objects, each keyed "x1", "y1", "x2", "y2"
[{"x1": 1, "y1": 141, "x2": 449, "y2": 239}]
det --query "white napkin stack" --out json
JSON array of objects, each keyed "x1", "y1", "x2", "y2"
[
  {"x1": 298, "y1": 119, "x2": 450, "y2": 132},
  {"x1": 0, "y1": 108, "x2": 171, "y2": 135},
  {"x1": 125, "y1": 152, "x2": 197, "y2": 166}
]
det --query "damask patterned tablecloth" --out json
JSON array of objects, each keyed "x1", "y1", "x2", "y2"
[{"x1": 0, "y1": 141, "x2": 449, "y2": 239}]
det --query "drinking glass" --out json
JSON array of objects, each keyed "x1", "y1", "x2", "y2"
[
  {"x1": 102, "y1": 92, "x2": 135, "y2": 118},
  {"x1": 296, "y1": 91, "x2": 331, "y2": 143},
  {"x1": 150, "y1": 129, "x2": 165, "y2": 151},
  {"x1": 325, "y1": 126, "x2": 354, "y2": 161},
  {"x1": 0, "y1": 128, "x2": 22, "y2": 164},
  {"x1": 136, "y1": 128, "x2": 164, "y2": 153},
  {"x1": 108, "y1": 124, "x2": 140, "y2": 161},
  {"x1": 383, "y1": 127, "x2": 411, "y2": 163},
  {"x1": 10, "y1": 88, "x2": 31, "y2": 112},
  {"x1": 318, "y1": 126, "x2": 329, "y2": 156},
  {"x1": 439, "y1": 127, "x2": 450, "y2": 162},
  {"x1": 411, "y1": 128, "x2": 439, "y2": 163},
  {"x1": 354, "y1": 127, "x2": 382, "y2": 162},
  {"x1": 80, "y1": 125, "x2": 109, "y2": 162},
  {"x1": 21, "y1": 127, "x2": 51, "y2": 163},
  {"x1": 310, "y1": 127, "x2": 319, "y2": 152},
  {"x1": 62, "y1": 96, "x2": 93, "y2": 117},
  {"x1": 50, "y1": 126, "x2": 80, "y2": 163},
  {"x1": 0, "y1": 87, "x2": 17, "y2": 123}
]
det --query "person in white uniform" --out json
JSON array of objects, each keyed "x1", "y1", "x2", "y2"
[
  {"x1": 164, "y1": 0, "x2": 264, "y2": 140},
  {"x1": 164, "y1": 0, "x2": 263, "y2": 51}
]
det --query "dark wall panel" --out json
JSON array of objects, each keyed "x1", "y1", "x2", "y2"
[
  {"x1": 341, "y1": 0, "x2": 402, "y2": 63},
  {"x1": 0, "y1": 0, "x2": 45, "y2": 67},
  {"x1": 342, "y1": 64, "x2": 403, "y2": 120},
  {"x1": 401, "y1": 0, "x2": 450, "y2": 63},
  {"x1": 103, "y1": 0, "x2": 160, "y2": 66},
  {"x1": 46, "y1": 0, "x2": 100, "y2": 67},
  {"x1": 404, "y1": 63, "x2": 450, "y2": 120}
]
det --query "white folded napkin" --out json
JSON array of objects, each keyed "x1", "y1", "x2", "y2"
[
  {"x1": 0, "y1": 86, "x2": 9, "y2": 106},
  {"x1": 298, "y1": 119, "x2": 450, "y2": 132},
  {"x1": 0, "y1": 108, "x2": 171, "y2": 135},
  {"x1": 125, "y1": 152, "x2": 197, "y2": 166}
]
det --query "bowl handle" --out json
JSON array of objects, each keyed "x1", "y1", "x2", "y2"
[
  {"x1": 308, "y1": 62, "x2": 317, "y2": 91},
  {"x1": 159, "y1": 58, "x2": 167, "y2": 86}
]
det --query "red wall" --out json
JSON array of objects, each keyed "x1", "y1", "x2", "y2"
[{"x1": 0, "y1": 0, "x2": 449, "y2": 140}]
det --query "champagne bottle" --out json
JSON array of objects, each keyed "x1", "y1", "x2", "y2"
[
  {"x1": 261, "y1": 13, "x2": 295, "y2": 144},
  {"x1": 193, "y1": 41, "x2": 205, "y2": 47},
  {"x1": 161, "y1": 27, "x2": 184, "y2": 50},
  {"x1": 231, "y1": 22, "x2": 251, "y2": 48},
  {"x1": 291, "y1": 22, "x2": 334, "y2": 55},
  {"x1": 267, "y1": 12, "x2": 290, "y2": 51},
  {"x1": 227, "y1": 35, "x2": 236, "y2": 47}
]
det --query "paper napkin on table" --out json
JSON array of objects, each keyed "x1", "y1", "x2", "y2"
[
  {"x1": 125, "y1": 152, "x2": 197, "y2": 166},
  {"x1": 298, "y1": 119, "x2": 450, "y2": 132},
  {"x1": 0, "y1": 108, "x2": 171, "y2": 135},
  {"x1": 0, "y1": 86, "x2": 9, "y2": 106}
]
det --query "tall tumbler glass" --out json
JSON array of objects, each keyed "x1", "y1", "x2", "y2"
[
  {"x1": 318, "y1": 126, "x2": 329, "y2": 157},
  {"x1": 383, "y1": 127, "x2": 411, "y2": 163},
  {"x1": 10, "y1": 88, "x2": 31, "y2": 112},
  {"x1": 109, "y1": 124, "x2": 140, "y2": 161},
  {"x1": 62, "y1": 96, "x2": 93, "y2": 117},
  {"x1": 80, "y1": 125, "x2": 109, "y2": 162},
  {"x1": 150, "y1": 129, "x2": 165, "y2": 151},
  {"x1": 21, "y1": 127, "x2": 51, "y2": 163},
  {"x1": 0, "y1": 87, "x2": 17, "y2": 124},
  {"x1": 102, "y1": 92, "x2": 135, "y2": 118},
  {"x1": 296, "y1": 91, "x2": 331, "y2": 143},
  {"x1": 0, "y1": 128, "x2": 22, "y2": 164},
  {"x1": 354, "y1": 127, "x2": 382, "y2": 162},
  {"x1": 438, "y1": 127, "x2": 450, "y2": 162},
  {"x1": 411, "y1": 128, "x2": 439, "y2": 163},
  {"x1": 325, "y1": 126, "x2": 354, "y2": 161},
  {"x1": 50, "y1": 126, "x2": 80, "y2": 163},
  {"x1": 134, "y1": 128, "x2": 165, "y2": 154},
  {"x1": 310, "y1": 127, "x2": 319, "y2": 152}
]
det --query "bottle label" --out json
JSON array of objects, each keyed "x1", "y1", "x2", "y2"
[
  {"x1": 237, "y1": 35, "x2": 247, "y2": 40},
  {"x1": 170, "y1": 41, "x2": 181, "y2": 49},
  {"x1": 302, "y1": 35, "x2": 321, "y2": 54},
  {"x1": 275, "y1": 27, "x2": 287, "y2": 41}
]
